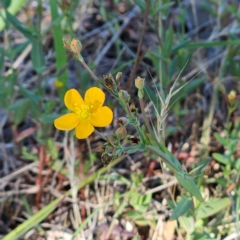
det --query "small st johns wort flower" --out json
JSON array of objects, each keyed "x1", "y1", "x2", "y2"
[{"x1": 54, "y1": 87, "x2": 113, "y2": 139}]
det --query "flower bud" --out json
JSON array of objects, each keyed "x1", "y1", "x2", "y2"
[
  {"x1": 228, "y1": 90, "x2": 236, "y2": 103},
  {"x1": 116, "y1": 72, "x2": 122, "y2": 85},
  {"x1": 118, "y1": 90, "x2": 130, "y2": 103},
  {"x1": 115, "y1": 127, "x2": 127, "y2": 140},
  {"x1": 70, "y1": 38, "x2": 82, "y2": 53},
  {"x1": 103, "y1": 74, "x2": 115, "y2": 89},
  {"x1": 135, "y1": 76, "x2": 145, "y2": 90},
  {"x1": 63, "y1": 38, "x2": 72, "y2": 50}
]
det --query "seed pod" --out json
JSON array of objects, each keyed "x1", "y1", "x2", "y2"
[
  {"x1": 101, "y1": 152, "x2": 113, "y2": 166},
  {"x1": 103, "y1": 74, "x2": 115, "y2": 89}
]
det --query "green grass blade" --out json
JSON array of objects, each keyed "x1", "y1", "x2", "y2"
[
  {"x1": 185, "y1": 40, "x2": 240, "y2": 49},
  {"x1": 2, "y1": 157, "x2": 123, "y2": 239},
  {"x1": 49, "y1": 0, "x2": 68, "y2": 88},
  {"x1": 2, "y1": 197, "x2": 61, "y2": 240}
]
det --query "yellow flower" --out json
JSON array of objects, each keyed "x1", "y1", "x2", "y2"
[
  {"x1": 55, "y1": 79, "x2": 64, "y2": 88},
  {"x1": 54, "y1": 87, "x2": 113, "y2": 139}
]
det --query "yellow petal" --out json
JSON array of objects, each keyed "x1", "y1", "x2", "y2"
[
  {"x1": 54, "y1": 113, "x2": 79, "y2": 130},
  {"x1": 75, "y1": 121, "x2": 94, "y2": 139},
  {"x1": 84, "y1": 87, "x2": 105, "y2": 106},
  {"x1": 64, "y1": 89, "x2": 84, "y2": 112},
  {"x1": 89, "y1": 106, "x2": 113, "y2": 127}
]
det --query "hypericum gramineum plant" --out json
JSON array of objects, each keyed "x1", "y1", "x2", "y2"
[{"x1": 54, "y1": 38, "x2": 210, "y2": 203}]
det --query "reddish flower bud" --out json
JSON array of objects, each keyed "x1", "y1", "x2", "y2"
[{"x1": 115, "y1": 127, "x2": 127, "y2": 140}]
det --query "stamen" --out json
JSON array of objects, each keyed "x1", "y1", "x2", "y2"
[{"x1": 74, "y1": 101, "x2": 101, "y2": 120}]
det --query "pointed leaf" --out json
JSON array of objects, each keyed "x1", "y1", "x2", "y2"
[
  {"x1": 179, "y1": 216, "x2": 194, "y2": 234},
  {"x1": 212, "y1": 153, "x2": 230, "y2": 165},
  {"x1": 214, "y1": 132, "x2": 228, "y2": 146},
  {"x1": 195, "y1": 198, "x2": 230, "y2": 219},
  {"x1": 152, "y1": 2, "x2": 174, "y2": 15},
  {"x1": 176, "y1": 172, "x2": 203, "y2": 202},
  {"x1": 170, "y1": 197, "x2": 193, "y2": 220},
  {"x1": 8, "y1": 99, "x2": 30, "y2": 125},
  {"x1": 31, "y1": 39, "x2": 45, "y2": 74},
  {"x1": 6, "y1": 11, "x2": 36, "y2": 41},
  {"x1": 0, "y1": 0, "x2": 28, "y2": 31}
]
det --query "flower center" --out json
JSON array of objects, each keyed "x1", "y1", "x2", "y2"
[{"x1": 74, "y1": 101, "x2": 101, "y2": 120}]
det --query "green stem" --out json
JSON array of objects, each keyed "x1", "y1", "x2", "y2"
[
  {"x1": 94, "y1": 129, "x2": 108, "y2": 141},
  {"x1": 126, "y1": 103, "x2": 145, "y2": 143},
  {"x1": 139, "y1": 97, "x2": 158, "y2": 144},
  {"x1": 79, "y1": 57, "x2": 118, "y2": 98}
]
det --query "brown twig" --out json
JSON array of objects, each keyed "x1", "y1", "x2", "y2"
[{"x1": 126, "y1": 0, "x2": 150, "y2": 91}]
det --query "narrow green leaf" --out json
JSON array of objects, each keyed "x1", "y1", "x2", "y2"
[
  {"x1": 49, "y1": 0, "x2": 68, "y2": 87},
  {"x1": 39, "y1": 113, "x2": 60, "y2": 124},
  {"x1": 8, "y1": 99, "x2": 30, "y2": 125},
  {"x1": 134, "y1": 0, "x2": 145, "y2": 11},
  {"x1": 172, "y1": 39, "x2": 191, "y2": 52},
  {"x1": 165, "y1": 148, "x2": 183, "y2": 171},
  {"x1": 170, "y1": 197, "x2": 193, "y2": 220},
  {"x1": 3, "y1": 157, "x2": 123, "y2": 240},
  {"x1": 152, "y1": 2, "x2": 174, "y2": 15},
  {"x1": 6, "y1": 11, "x2": 36, "y2": 41},
  {"x1": 179, "y1": 216, "x2": 194, "y2": 234},
  {"x1": 31, "y1": 38, "x2": 45, "y2": 74},
  {"x1": 0, "y1": 0, "x2": 28, "y2": 31},
  {"x1": 19, "y1": 84, "x2": 41, "y2": 104},
  {"x1": 2, "y1": 197, "x2": 61, "y2": 240},
  {"x1": 214, "y1": 132, "x2": 228, "y2": 146},
  {"x1": 212, "y1": 153, "x2": 230, "y2": 165},
  {"x1": 195, "y1": 198, "x2": 230, "y2": 219},
  {"x1": 185, "y1": 40, "x2": 240, "y2": 49},
  {"x1": 176, "y1": 172, "x2": 203, "y2": 202},
  {"x1": 0, "y1": 47, "x2": 4, "y2": 70},
  {"x1": 163, "y1": 27, "x2": 174, "y2": 58},
  {"x1": 125, "y1": 210, "x2": 144, "y2": 219},
  {"x1": 166, "y1": 198, "x2": 175, "y2": 209}
]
